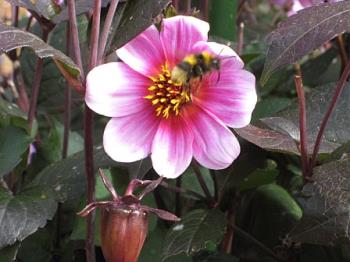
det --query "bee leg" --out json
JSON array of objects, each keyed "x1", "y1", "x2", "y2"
[
  {"x1": 216, "y1": 71, "x2": 221, "y2": 84},
  {"x1": 193, "y1": 65, "x2": 204, "y2": 78}
]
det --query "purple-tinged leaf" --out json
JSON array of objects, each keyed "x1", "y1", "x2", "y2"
[
  {"x1": 239, "y1": 81, "x2": 350, "y2": 156},
  {"x1": 4, "y1": 0, "x2": 60, "y2": 20},
  {"x1": 107, "y1": 0, "x2": 171, "y2": 54},
  {"x1": 77, "y1": 201, "x2": 111, "y2": 217},
  {"x1": 4, "y1": 0, "x2": 114, "y2": 22},
  {"x1": 162, "y1": 209, "x2": 226, "y2": 260},
  {"x1": 261, "y1": 2, "x2": 350, "y2": 84},
  {"x1": 0, "y1": 23, "x2": 80, "y2": 77},
  {"x1": 261, "y1": 117, "x2": 340, "y2": 154},
  {"x1": 235, "y1": 124, "x2": 300, "y2": 155},
  {"x1": 0, "y1": 186, "x2": 57, "y2": 248},
  {"x1": 141, "y1": 206, "x2": 180, "y2": 222},
  {"x1": 280, "y1": 82, "x2": 350, "y2": 147},
  {"x1": 290, "y1": 158, "x2": 350, "y2": 245},
  {"x1": 51, "y1": 0, "x2": 115, "y2": 24},
  {"x1": 138, "y1": 177, "x2": 163, "y2": 200},
  {"x1": 98, "y1": 169, "x2": 119, "y2": 201}
]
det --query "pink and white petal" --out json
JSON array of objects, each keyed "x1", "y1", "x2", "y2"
[
  {"x1": 184, "y1": 106, "x2": 240, "y2": 169},
  {"x1": 103, "y1": 109, "x2": 160, "y2": 163},
  {"x1": 151, "y1": 116, "x2": 193, "y2": 179},
  {"x1": 194, "y1": 69, "x2": 257, "y2": 128},
  {"x1": 86, "y1": 62, "x2": 150, "y2": 118},
  {"x1": 192, "y1": 41, "x2": 244, "y2": 69},
  {"x1": 160, "y1": 15, "x2": 209, "y2": 67},
  {"x1": 116, "y1": 25, "x2": 165, "y2": 77}
]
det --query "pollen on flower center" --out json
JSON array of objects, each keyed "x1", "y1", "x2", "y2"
[{"x1": 144, "y1": 64, "x2": 191, "y2": 119}]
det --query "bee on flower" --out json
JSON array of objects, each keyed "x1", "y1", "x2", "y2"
[{"x1": 85, "y1": 15, "x2": 257, "y2": 178}]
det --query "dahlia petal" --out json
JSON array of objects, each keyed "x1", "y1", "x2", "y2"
[
  {"x1": 103, "y1": 110, "x2": 160, "y2": 163},
  {"x1": 192, "y1": 41, "x2": 244, "y2": 69},
  {"x1": 194, "y1": 66, "x2": 257, "y2": 128},
  {"x1": 86, "y1": 62, "x2": 150, "y2": 117},
  {"x1": 151, "y1": 116, "x2": 193, "y2": 178},
  {"x1": 117, "y1": 25, "x2": 165, "y2": 76},
  {"x1": 160, "y1": 15, "x2": 209, "y2": 66},
  {"x1": 184, "y1": 106, "x2": 240, "y2": 169}
]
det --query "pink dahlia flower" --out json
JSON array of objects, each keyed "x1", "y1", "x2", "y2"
[{"x1": 86, "y1": 16, "x2": 257, "y2": 178}]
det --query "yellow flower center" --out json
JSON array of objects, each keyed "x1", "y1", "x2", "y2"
[{"x1": 145, "y1": 64, "x2": 191, "y2": 118}]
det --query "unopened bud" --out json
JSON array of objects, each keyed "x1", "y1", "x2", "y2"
[{"x1": 100, "y1": 205, "x2": 148, "y2": 262}]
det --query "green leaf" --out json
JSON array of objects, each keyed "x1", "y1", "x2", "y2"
[
  {"x1": 238, "y1": 166, "x2": 279, "y2": 191},
  {"x1": 28, "y1": 146, "x2": 116, "y2": 202},
  {"x1": 291, "y1": 159, "x2": 350, "y2": 245},
  {"x1": 0, "y1": 186, "x2": 57, "y2": 248},
  {"x1": 193, "y1": 251, "x2": 239, "y2": 262},
  {"x1": 261, "y1": 1, "x2": 350, "y2": 84},
  {"x1": 235, "y1": 184, "x2": 302, "y2": 255},
  {"x1": 107, "y1": 0, "x2": 171, "y2": 54},
  {"x1": 139, "y1": 226, "x2": 191, "y2": 262},
  {"x1": 162, "y1": 209, "x2": 226, "y2": 260},
  {"x1": 0, "y1": 243, "x2": 19, "y2": 262},
  {"x1": 182, "y1": 166, "x2": 214, "y2": 197},
  {"x1": 209, "y1": 0, "x2": 237, "y2": 42},
  {"x1": 252, "y1": 96, "x2": 291, "y2": 123},
  {"x1": 40, "y1": 119, "x2": 84, "y2": 163},
  {"x1": 0, "y1": 126, "x2": 32, "y2": 178},
  {"x1": 17, "y1": 228, "x2": 52, "y2": 262},
  {"x1": 0, "y1": 98, "x2": 37, "y2": 137},
  {"x1": 0, "y1": 22, "x2": 80, "y2": 77}
]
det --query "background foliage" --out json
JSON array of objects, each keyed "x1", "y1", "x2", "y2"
[{"x1": 1, "y1": 0, "x2": 350, "y2": 261}]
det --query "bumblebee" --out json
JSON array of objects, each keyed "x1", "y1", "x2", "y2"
[{"x1": 171, "y1": 51, "x2": 221, "y2": 85}]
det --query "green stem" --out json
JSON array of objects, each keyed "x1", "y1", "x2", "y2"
[{"x1": 192, "y1": 161, "x2": 215, "y2": 207}]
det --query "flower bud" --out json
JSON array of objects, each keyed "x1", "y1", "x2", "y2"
[
  {"x1": 78, "y1": 171, "x2": 179, "y2": 262},
  {"x1": 100, "y1": 205, "x2": 148, "y2": 262}
]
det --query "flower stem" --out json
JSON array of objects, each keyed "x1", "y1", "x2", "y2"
[
  {"x1": 236, "y1": 22, "x2": 244, "y2": 56},
  {"x1": 11, "y1": 6, "x2": 19, "y2": 27},
  {"x1": 220, "y1": 209, "x2": 234, "y2": 253},
  {"x1": 84, "y1": 105, "x2": 95, "y2": 262},
  {"x1": 98, "y1": 0, "x2": 120, "y2": 63},
  {"x1": 67, "y1": 0, "x2": 84, "y2": 78},
  {"x1": 28, "y1": 28, "x2": 49, "y2": 129},
  {"x1": 55, "y1": 22, "x2": 73, "y2": 254},
  {"x1": 173, "y1": 0, "x2": 179, "y2": 9},
  {"x1": 25, "y1": 15, "x2": 34, "y2": 31},
  {"x1": 294, "y1": 75, "x2": 309, "y2": 181},
  {"x1": 310, "y1": 61, "x2": 350, "y2": 174},
  {"x1": 209, "y1": 169, "x2": 218, "y2": 202},
  {"x1": 337, "y1": 34, "x2": 348, "y2": 71},
  {"x1": 175, "y1": 176, "x2": 182, "y2": 216},
  {"x1": 62, "y1": 22, "x2": 72, "y2": 159},
  {"x1": 179, "y1": 0, "x2": 191, "y2": 13},
  {"x1": 84, "y1": 1, "x2": 101, "y2": 261},
  {"x1": 191, "y1": 161, "x2": 215, "y2": 207},
  {"x1": 200, "y1": 0, "x2": 209, "y2": 21},
  {"x1": 89, "y1": 0, "x2": 102, "y2": 70}
]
